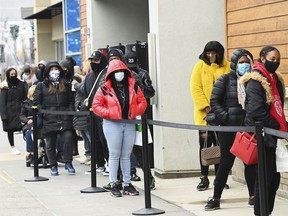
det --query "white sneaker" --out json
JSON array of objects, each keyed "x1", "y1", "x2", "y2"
[
  {"x1": 80, "y1": 156, "x2": 91, "y2": 164},
  {"x1": 103, "y1": 166, "x2": 109, "y2": 176},
  {"x1": 96, "y1": 166, "x2": 105, "y2": 173},
  {"x1": 11, "y1": 147, "x2": 21, "y2": 155}
]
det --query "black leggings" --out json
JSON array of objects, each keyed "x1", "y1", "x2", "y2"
[
  {"x1": 7, "y1": 131, "x2": 14, "y2": 147},
  {"x1": 213, "y1": 132, "x2": 256, "y2": 199}
]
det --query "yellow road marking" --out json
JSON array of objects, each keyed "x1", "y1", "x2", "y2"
[{"x1": 0, "y1": 174, "x2": 13, "y2": 184}]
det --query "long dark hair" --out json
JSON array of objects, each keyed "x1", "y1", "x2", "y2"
[{"x1": 199, "y1": 41, "x2": 225, "y2": 66}]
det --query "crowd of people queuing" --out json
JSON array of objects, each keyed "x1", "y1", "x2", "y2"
[
  {"x1": 190, "y1": 41, "x2": 285, "y2": 216},
  {"x1": 0, "y1": 40, "x2": 285, "y2": 212},
  {"x1": 0, "y1": 46, "x2": 156, "y2": 197}
]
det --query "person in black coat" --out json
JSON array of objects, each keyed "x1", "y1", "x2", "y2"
[
  {"x1": 33, "y1": 61, "x2": 75, "y2": 176},
  {"x1": 241, "y1": 46, "x2": 286, "y2": 216},
  {"x1": 0, "y1": 68, "x2": 27, "y2": 155},
  {"x1": 205, "y1": 49, "x2": 256, "y2": 211}
]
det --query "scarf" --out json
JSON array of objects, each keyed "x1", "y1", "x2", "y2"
[
  {"x1": 237, "y1": 79, "x2": 246, "y2": 109},
  {"x1": 252, "y1": 62, "x2": 287, "y2": 132}
]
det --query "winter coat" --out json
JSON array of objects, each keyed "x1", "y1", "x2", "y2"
[
  {"x1": 92, "y1": 60, "x2": 147, "y2": 120},
  {"x1": 190, "y1": 59, "x2": 230, "y2": 125},
  {"x1": 241, "y1": 70, "x2": 286, "y2": 148},
  {"x1": 0, "y1": 77, "x2": 27, "y2": 132},
  {"x1": 73, "y1": 77, "x2": 89, "y2": 131},
  {"x1": 19, "y1": 99, "x2": 33, "y2": 132},
  {"x1": 33, "y1": 61, "x2": 75, "y2": 134}
]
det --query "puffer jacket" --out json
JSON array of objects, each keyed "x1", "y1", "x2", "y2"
[
  {"x1": 92, "y1": 60, "x2": 147, "y2": 120},
  {"x1": 210, "y1": 49, "x2": 253, "y2": 126},
  {"x1": 0, "y1": 72, "x2": 28, "y2": 132},
  {"x1": 33, "y1": 61, "x2": 75, "y2": 134},
  {"x1": 190, "y1": 59, "x2": 230, "y2": 125},
  {"x1": 241, "y1": 63, "x2": 286, "y2": 147}
]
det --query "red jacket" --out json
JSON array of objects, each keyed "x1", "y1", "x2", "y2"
[{"x1": 92, "y1": 60, "x2": 147, "y2": 120}]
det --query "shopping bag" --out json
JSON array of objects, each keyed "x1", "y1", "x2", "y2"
[
  {"x1": 134, "y1": 116, "x2": 153, "y2": 146},
  {"x1": 230, "y1": 132, "x2": 257, "y2": 165},
  {"x1": 201, "y1": 132, "x2": 221, "y2": 166},
  {"x1": 276, "y1": 139, "x2": 288, "y2": 172}
]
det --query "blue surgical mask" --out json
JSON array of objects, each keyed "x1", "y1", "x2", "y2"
[
  {"x1": 114, "y1": 71, "x2": 125, "y2": 82},
  {"x1": 237, "y1": 63, "x2": 251, "y2": 76}
]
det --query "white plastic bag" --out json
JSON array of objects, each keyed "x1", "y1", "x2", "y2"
[
  {"x1": 134, "y1": 116, "x2": 153, "y2": 146},
  {"x1": 276, "y1": 139, "x2": 288, "y2": 172}
]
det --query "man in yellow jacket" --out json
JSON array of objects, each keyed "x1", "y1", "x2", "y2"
[{"x1": 190, "y1": 41, "x2": 230, "y2": 191}]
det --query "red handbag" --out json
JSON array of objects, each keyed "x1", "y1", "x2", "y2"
[{"x1": 230, "y1": 132, "x2": 257, "y2": 165}]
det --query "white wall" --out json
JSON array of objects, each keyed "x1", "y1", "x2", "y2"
[
  {"x1": 89, "y1": 0, "x2": 149, "y2": 50},
  {"x1": 149, "y1": 0, "x2": 227, "y2": 173}
]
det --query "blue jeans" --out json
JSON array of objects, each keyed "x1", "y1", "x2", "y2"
[
  {"x1": 80, "y1": 130, "x2": 91, "y2": 156},
  {"x1": 103, "y1": 119, "x2": 135, "y2": 186},
  {"x1": 25, "y1": 129, "x2": 33, "y2": 152}
]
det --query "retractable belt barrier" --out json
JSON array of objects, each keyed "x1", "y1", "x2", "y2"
[{"x1": 25, "y1": 107, "x2": 288, "y2": 216}]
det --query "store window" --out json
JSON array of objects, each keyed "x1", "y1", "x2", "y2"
[{"x1": 64, "y1": 0, "x2": 81, "y2": 66}]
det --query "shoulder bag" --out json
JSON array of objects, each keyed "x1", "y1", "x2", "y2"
[{"x1": 201, "y1": 132, "x2": 221, "y2": 166}]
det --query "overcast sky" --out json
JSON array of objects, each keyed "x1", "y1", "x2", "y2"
[{"x1": 0, "y1": 0, "x2": 33, "y2": 21}]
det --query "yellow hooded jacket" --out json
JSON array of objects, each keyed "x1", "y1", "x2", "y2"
[{"x1": 190, "y1": 59, "x2": 230, "y2": 125}]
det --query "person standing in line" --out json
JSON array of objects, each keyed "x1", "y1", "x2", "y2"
[
  {"x1": 33, "y1": 61, "x2": 75, "y2": 176},
  {"x1": 92, "y1": 59, "x2": 147, "y2": 197},
  {"x1": 32, "y1": 60, "x2": 46, "y2": 85},
  {"x1": 241, "y1": 46, "x2": 286, "y2": 216},
  {"x1": 190, "y1": 41, "x2": 230, "y2": 191},
  {"x1": 84, "y1": 51, "x2": 109, "y2": 173},
  {"x1": 124, "y1": 51, "x2": 156, "y2": 189},
  {"x1": 204, "y1": 48, "x2": 256, "y2": 210},
  {"x1": 0, "y1": 68, "x2": 28, "y2": 155}
]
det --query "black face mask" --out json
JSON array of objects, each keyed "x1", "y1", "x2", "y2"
[
  {"x1": 90, "y1": 62, "x2": 102, "y2": 72},
  {"x1": 9, "y1": 76, "x2": 17, "y2": 83},
  {"x1": 264, "y1": 59, "x2": 280, "y2": 73}
]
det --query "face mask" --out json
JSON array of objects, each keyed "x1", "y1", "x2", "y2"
[
  {"x1": 10, "y1": 76, "x2": 17, "y2": 82},
  {"x1": 49, "y1": 70, "x2": 60, "y2": 82},
  {"x1": 208, "y1": 56, "x2": 216, "y2": 64},
  {"x1": 114, "y1": 71, "x2": 125, "y2": 82},
  {"x1": 90, "y1": 62, "x2": 102, "y2": 72},
  {"x1": 23, "y1": 74, "x2": 30, "y2": 82},
  {"x1": 264, "y1": 59, "x2": 280, "y2": 73},
  {"x1": 237, "y1": 63, "x2": 251, "y2": 76}
]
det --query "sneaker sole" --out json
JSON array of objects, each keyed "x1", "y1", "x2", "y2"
[
  {"x1": 205, "y1": 206, "x2": 220, "y2": 211},
  {"x1": 123, "y1": 191, "x2": 139, "y2": 196},
  {"x1": 197, "y1": 187, "x2": 208, "y2": 191},
  {"x1": 110, "y1": 192, "x2": 122, "y2": 197}
]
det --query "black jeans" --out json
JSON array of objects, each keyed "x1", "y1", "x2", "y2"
[
  {"x1": 45, "y1": 130, "x2": 74, "y2": 165},
  {"x1": 198, "y1": 130, "x2": 219, "y2": 176},
  {"x1": 94, "y1": 123, "x2": 109, "y2": 167},
  {"x1": 213, "y1": 132, "x2": 256, "y2": 199}
]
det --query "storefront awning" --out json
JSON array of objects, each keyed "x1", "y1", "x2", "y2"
[{"x1": 24, "y1": 2, "x2": 62, "y2": 19}]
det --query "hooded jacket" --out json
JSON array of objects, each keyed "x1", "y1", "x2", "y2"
[
  {"x1": 210, "y1": 49, "x2": 253, "y2": 126},
  {"x1": 92, "y1": 59, "x2": 147, "y2": 120},
  {"x1": 190, "y1": 58, "x2": 230, "y2": 125},
  {"x1": 240, "y1": 62, "x2": 286, "y2": 147},
  {"x1": 33, "y1": 61, "x2": 74, "y2": 134},
  {"x1": 0, "y1": 68, "x2": 28, "y2": 131}
]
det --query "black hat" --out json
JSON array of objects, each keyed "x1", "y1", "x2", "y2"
[
  {"x1": 88, "y1": 51, "x2": 103, "y2": 61},
  {"x1": 108, "y1": 49, "x2": 122, "y2": 59},
  {"x1": 124, "y1": 52, "x2": 138, "y2": 68}
]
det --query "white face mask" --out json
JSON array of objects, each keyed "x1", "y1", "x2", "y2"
[
  {"x1": 114, "y1": 71, "x2": 125, "y2": 82},
  {"x1": 22, "y1": 74, "x2": 30, "y2": 82},
  {"x1": 49, "y1": 70, "x2": 60, "y2": 81}
]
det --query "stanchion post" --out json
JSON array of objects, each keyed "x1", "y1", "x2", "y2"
[
  {"x1": 132, "y1": 114, "x2": 165, "y2": 215},
  {"x1": 25, "y1": 106, "x2": 49, "y2": 182},
  {"x1": 80, "y1": 109, "x2": 106, "y2": 193},
  {"x1": 255, "y1": 121, "x2": 269, "y2": 216}
]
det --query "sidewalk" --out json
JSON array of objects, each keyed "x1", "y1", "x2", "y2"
[{"x1": 0, "y1": 132, "x2": 287, "y2": 216}]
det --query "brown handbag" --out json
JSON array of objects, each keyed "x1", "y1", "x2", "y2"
[{"x1": 201, "y1": 132, "x2": 221, "y2": 166}]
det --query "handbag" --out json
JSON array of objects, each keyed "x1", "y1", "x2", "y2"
[
  {"x1": 230, "y1": 132, "x2": 257, "y2": 165},
  {"x1": 276, "y1": 139, "x2": 288, "y2": 172},
  {"x1": 201, "y1": 132, "x2": 221, "y2": 166}
]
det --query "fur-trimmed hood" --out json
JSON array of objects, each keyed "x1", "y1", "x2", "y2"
[
  {"x1": 0, "y1": 80, "x2": 8, "y2": 89},
  {"x1": 240, "y1": 71, "x2": 285, "y2": 104}
]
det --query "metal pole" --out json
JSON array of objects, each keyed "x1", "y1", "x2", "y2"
[
  {"x1": 25, "y1": 106, "x2": 49, "y2": 182},
  {"x1": 80, "y1": 109, "x2": 105, "y2": 193},
  {"x1": 132, "y1": 114, "x2": 165, "y2": 215},
  {"x1": 255, "y1": 121, "x2": 269, "y2": 216}
]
